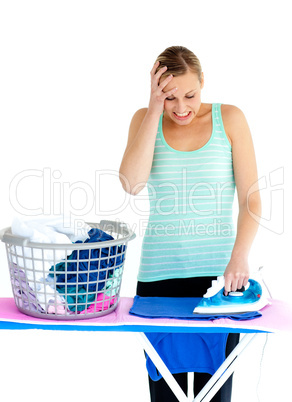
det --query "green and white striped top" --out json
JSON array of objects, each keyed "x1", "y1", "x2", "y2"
[{"x1": 137, "y1": 103, "x2": 236, "y2": 282}]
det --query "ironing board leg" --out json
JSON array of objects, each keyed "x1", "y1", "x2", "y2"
[
  {"x1": 136, "y1": 332, "x2": 189, "y2": 402},
  {"x1": 193, "y1": 333, "x2": 259, "y2": 402}
]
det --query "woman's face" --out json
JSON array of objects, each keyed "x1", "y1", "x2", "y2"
[{"x1": 161, "y1": 70, "x2": 204, "y2": 126}]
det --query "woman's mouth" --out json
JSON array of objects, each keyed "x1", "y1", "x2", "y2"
[{"x1": 173, "y1": 111, "x2": 192, "y2": 120}]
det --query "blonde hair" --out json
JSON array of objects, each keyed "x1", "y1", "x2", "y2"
[{"x1": 155, "y1": 46, "x2": 202, "y2": 83}]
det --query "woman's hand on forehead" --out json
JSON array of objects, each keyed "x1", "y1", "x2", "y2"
[{"x1": 148, "y1": 61, "x2": 177, "y2": 116}]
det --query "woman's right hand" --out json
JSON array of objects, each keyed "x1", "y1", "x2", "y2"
[{"x1": 148, "y1": 61, "x2": 177, "y2": 116}]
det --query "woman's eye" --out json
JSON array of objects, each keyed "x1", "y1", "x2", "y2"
[{"x1": 166, "y1": 95, "x2": 195, "y2": 101}]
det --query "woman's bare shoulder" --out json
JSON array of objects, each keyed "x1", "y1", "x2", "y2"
[
  {"x1": 221, "y1": 104, "x2": 250, "y2": 144},
  {"x1": 131, "y1": 108, "x2": 148, "y2": 124},
  {"x1": 221, "y1": 104, "x2": 247, "y2": 125},
  {"x1": 125, "y1": 108, "x2": 149, "y2": 147}
]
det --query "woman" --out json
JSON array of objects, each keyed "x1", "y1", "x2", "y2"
[{"x1": 119, "y1": 46, "x2": 261, "y2": 401}]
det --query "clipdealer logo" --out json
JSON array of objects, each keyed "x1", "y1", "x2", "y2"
[
  {"x1": 9, "y1": 168, "x2": 132, "y2": 217},
  {"x1": 247, "y1": 167, "x2": 284, "y2": 235},
  {"x1": 8, "y1": 167, "x2": 235, "y2": 218},
  {"x1": 9, "y1": 166, "x2": 284, "y2": 236}
]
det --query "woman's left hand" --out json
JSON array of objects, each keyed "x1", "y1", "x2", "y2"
[{"x1": 223, "y1": 257, "x2": 250, "y2": 296}]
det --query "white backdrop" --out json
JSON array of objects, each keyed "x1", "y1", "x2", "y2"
[{"x1": 0, "y1": 1, "x2": 291, "y2": 401}]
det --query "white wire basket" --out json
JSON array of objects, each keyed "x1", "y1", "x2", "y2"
[{"x1": 0, "y1": 220, "x2": 135, "y2": 320}]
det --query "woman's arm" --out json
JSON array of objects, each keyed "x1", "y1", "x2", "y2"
[
  {"x1": 222, "y1": 105, "x2": 262, "y2": 294},
  {"x1": 119, "y1": 108, "x2": 161, "y2": 195},
  {"x1": 119, "y1": 62, "x2": 177, "y2": 195}
]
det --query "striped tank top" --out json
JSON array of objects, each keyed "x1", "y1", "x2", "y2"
[{"x1": 137, "y1": 103, "x2": 236, "y2": 282}]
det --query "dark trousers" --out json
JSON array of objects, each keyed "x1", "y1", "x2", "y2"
[{"x1": 136, "y1": 277, "x2": 240, "y2": 402}]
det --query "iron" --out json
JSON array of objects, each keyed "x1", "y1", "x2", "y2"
[{"x1": 193, "y1": 270, "x2": 271, "y2": 315}]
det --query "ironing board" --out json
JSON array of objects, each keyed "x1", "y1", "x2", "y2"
[{"x1": 1, "y1": 297, "x2": 292, "y2": 402}]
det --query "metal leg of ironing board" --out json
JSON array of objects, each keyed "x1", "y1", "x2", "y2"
[
  {"x1": 136, "y1": 332, "x2": 189, "y2": 402},
  {"x1": 193, "y1": 333, "x2": 259, "y2": 402}
]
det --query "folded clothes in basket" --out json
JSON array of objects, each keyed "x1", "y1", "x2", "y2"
[
  {"x1": 49, "y1": 228, "x2": 126, "y2": 312},
  {"x1": 10, "y1": 266, "x2": 45, "y2": 313},
  {"x1": 79, "y1": 293, "x2": 117, "y2": 314},
  {"x1": 9, "y1": 217, "x2": 126, "y2": 315},
  {"x1": 10, "y1": 216, "x2": 91, "y2": 311},
  {"x1": 11, "y1": 215, "x2": 91, "y2": 243},
  {"x1": 78, "y1": 267, "x2": 122, "y2": 314},
  {"x1": 11, "y1": 216, "x2": 91, "y2": 271},
  {"x1": 10, "y1": 264, "x2": 68, "y2": 314}
]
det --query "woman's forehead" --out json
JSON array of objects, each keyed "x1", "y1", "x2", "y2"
[{"x1": 162, "y1": 71, "x2": 200, "y2": 93}]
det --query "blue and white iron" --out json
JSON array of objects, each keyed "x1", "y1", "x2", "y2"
[{"x1": 193, "y1": 270, "x2": 271, "y2": 314}]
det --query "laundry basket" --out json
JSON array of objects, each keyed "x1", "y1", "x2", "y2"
[{"x1": 0, "y1": 220, "x2": 135, "y2": 320}]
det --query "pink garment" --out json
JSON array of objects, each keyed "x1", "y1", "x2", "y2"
[
  {"x1": 47, "y1": 300, "x2": 67, "y2": 315},
  {"x1": 79, "y1": 293, "x2": 117, "y2": 315}
]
